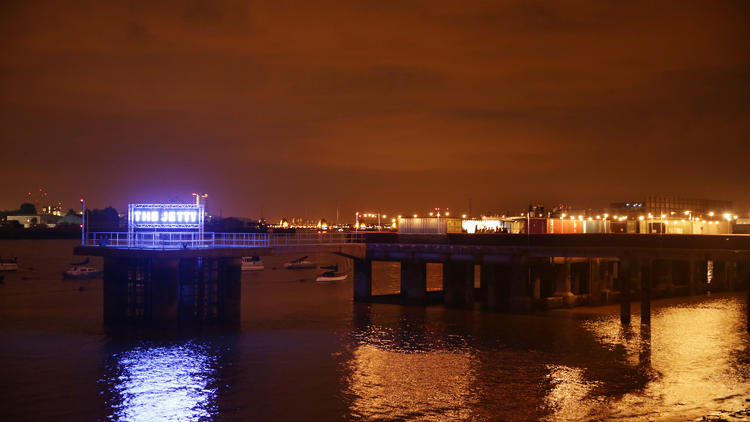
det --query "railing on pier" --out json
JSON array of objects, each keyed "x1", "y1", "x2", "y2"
[{"x1": 83, "y1": 232, "x2": 364, "y2": 250}]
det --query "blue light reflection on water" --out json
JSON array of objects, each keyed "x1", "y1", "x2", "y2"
[{"x1": 104, "y1": 341, "x2": 219, "y2": 422}]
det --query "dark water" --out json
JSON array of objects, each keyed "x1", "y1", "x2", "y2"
[{"x1": 1, "y1": 239, "x2": 748, "y2": 421}]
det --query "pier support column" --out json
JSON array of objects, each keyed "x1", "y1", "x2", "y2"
[
  {"x1": 640, "y1": 259, "x2": 651, "y2": 325},
  {"x1": 353, "y1": 259, "x2": 372, "y2": 302},
  {"x1": 102, "y1": 257, "x2": 134, "y2": 324},
  {"x1": 599, "y1": 260, "x2": 616, "y2": 304},
  {"x1": 401, "y1": 260, "x2": 427, "y2": 304},
  {"x1": 442, "y1": 262, "x2": 475, "y2": 308},
  {"x1": 554, "y1": 260, "x2": 575, "y2": 307},
  {"x1": 739, "y1": 262, "x2": 750, "y2": 333},
  {"x1": 481, "y1": 263, "x2": 510, "y2": 311},
  {"x1": 532, "y1": 272, "x2": 541, "y2": 301},
  {"x1": 154, "y1": 259, "x2": 179, "y2": 322},
  {"x1": 140, "y1": 258, "x2": 179, "y2": 323},
  {"x1": 218, "y1": 257, "x2": 241, "y2": 324},
  {"x1": 688, "y1": 258, "x2": 697, "y2": 296},
  {"x1": 727, "y1": 261, "x2": 736, "y2": 292},
  {"x1": 588, "y1": 259, "x2": 602, "y2": 306},
  {"x1": 619, "y1": 257, "x2": 632, "y2": 325},
  {"x1": 507, "y1": 258, "x2": 531, "y2": 313},
  {"x1": 655, "y1": 259, "x2": 674, "y2": 296}
]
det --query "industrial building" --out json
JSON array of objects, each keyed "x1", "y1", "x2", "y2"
[{"x1": 609, "y1": 196, "x2": 733, "y2": 217}]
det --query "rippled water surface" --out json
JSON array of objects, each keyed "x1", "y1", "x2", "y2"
[{"x1": 1, "y1": 239, "x2": 748, "y2": 421}]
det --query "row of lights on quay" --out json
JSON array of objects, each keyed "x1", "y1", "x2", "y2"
[{"x1": 557, "y1": 211, "x2": 739, "y2": 224}]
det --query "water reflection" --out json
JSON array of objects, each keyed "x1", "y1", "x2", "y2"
[
  {"x1": 104, "y1": 342, "x2": 218, "y2": 421},
  {"x1": 346, "y1": 344, "x2": 476, "y2": 420},
  {"x1": 544, "y1": 365, "x2": 600, "y2": 421},
  {"x1": 580, "y1": 295, "x2": 750, "y2": 420},
  {"x1": 346, "y1": 305, "x2": 477, "y2": 420}
]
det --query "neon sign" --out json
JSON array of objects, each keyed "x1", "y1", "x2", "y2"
[
  {"x1": 132, "y1": 210, "x2": 198, "y2": 223},
  {"x1": 128, "y1": 203, "x2": 204, "y2": 230}
]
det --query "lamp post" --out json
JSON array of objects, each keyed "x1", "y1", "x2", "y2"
[
  {"x1": 723, "y1": 213, "x2": 732, "y2": 234},
  {"x1": 80, "y1": 198, "x2": 85, "y2": 245}
]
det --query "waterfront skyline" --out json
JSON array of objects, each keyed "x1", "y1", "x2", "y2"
[{"x1": 1, "y1": 1, "x2": 749, "y2": 219}]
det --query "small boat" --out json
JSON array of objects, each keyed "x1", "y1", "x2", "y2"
[
  {"x1": 241, "y1": 256, "x2": 264, "y2": 271},
  {"x1": 315, "y1": 265, "x2": 347, "y2": 282},
  {"x1": 0, "y1": 257, "x2": 19, "y2": 272},
  {"x1": 284, "y1": 256, "x2": 317, "y2": 270},
  {"x1": 63, "y1": 265, "x2": 103, "y2": 279},
  {"x1": 63, "y1": 257, "x2": 102, "y2": 279}
]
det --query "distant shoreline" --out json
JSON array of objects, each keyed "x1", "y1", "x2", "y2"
[{"x1": 0, "y1": 231, "x2": 80, "y2": 240}]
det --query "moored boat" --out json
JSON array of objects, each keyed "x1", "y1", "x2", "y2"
[
  {"x1": 0, "y1": 257, "x2": 19, "y2": 272},
  {"x1": 315, "y1": 271, "x2": 347, "y2": 282},
  {"x1": 62, "y1": 257, "x2": 102, "y2": 279},
  {"x1": 284, "y1": 256, "x2": 317, "y2": 270},
  {"x1": 315, "y1": 264, "x2": 347, "y2": 282},
  {"x1": 241, "y1": 256, "x2": 264, "y2": 271},
  {"x1": 63, "y1": 265, "x2": 103, "y2": 279}
]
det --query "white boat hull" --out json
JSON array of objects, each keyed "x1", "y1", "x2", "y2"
[
  {"x1": 63, "y1": 266, "x2": 103, "y2": 279},
  {"x1": 241, "y1": 257, "x2": 264, "y2": 271},
  {"x1": 315, "y1": 273, "x2": 347, "y2": 282},
  {"x1": 0, "y1": 263, "x2": 19, "y2": 272},
  {"x1": 284, "y1": 262, "x2": 316, "y2": 270}
]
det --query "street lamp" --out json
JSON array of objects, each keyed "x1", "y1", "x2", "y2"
[
  {"x1": 723, "y1": 213, "x2": 732, "y2": 233},
  {"x1": 80, "y1": 198, "x2": 85, "y2": 245}
]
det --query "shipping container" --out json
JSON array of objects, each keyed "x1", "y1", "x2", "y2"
[
  {"x1": 583, "y1": 220, "x2": 609, "y2": 233},
  {"x1": 398, "y1": 217, "x2": 463, "y2": 234},
  {"x1": 522, "y1": 218, "x2": 548, "y2": 234},
  {"x1": 547, "y1": 219, "x2": 582, "y2": 234}
]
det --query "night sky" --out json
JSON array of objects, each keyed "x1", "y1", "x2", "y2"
[{"x1": 2, "y1": 1, "x2": 749, "y2": 220}]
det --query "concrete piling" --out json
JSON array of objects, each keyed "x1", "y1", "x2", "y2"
[
  {"x1": 401, "y1": 260, "x2": 427, "y2": 304},
  {"x1": 507, "y1": 258, "x2": 532, "y2": 313},
  {"x1": 101, "y1": 254, "x2": 240, "y2": 325},
  {"x1": 353, "y1": 259, "x2": 372, "y2": 301},
  {"x1": 554, "y1": 260, "x2": 575, "y2": 307},
  {"x1": 619, "y1": 258, "x2": 631, "y2": 325},
  {"x1": 442, "y1": 261, "x2": 475, "y2": 308},
  {"x1": 640, "y1": 258, "x2": 651, "y2": 325}
]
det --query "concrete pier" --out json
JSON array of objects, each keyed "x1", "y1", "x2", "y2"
[
  {"x1": 442, "y1": 261, "x2": 475, "y2": 308},
  {"x1": 481, "y1": 263, "x2": 510, "y2": 311},
  {"x1": 554, "y1": 260, "x2": 575, "y2": 307},
  {"x1": 688, "y1": 257, "x2": 699, "y2": 296},
  {"x1": 640, "y1": 259, "x2": 651, "y2": 325},
  {"x1": 79, "y1": 232, "x2": 750, "y2": 325},
  {"x1": 507, "y1": 258, "x2": 532, "y2": 313},
  {"x1": 353, "y1": 259, "x2": 372, "y2": 301},
  {"x1": 588, "y1": 259, "x2": 602, "y2": 306},
  {"x1": 78, "y1": 247, "x2": 257, "y2": 325},
  {"x1": 619, "y1": 258, "x2": 631, "y2": 325},
  {"x1": 102, "y1": 256, "x2": 240, "y2": 324},
  {"x1": 401, "y1": 260, "x2": 427, "y2": 304}
]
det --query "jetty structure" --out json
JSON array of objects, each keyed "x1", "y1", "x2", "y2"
[
  {"x1": 75, "y1": 203, "x2": 363, "y2": 324},
  {"x1": 76, "y1": 205, "x2": 750, "y2": 330}
]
